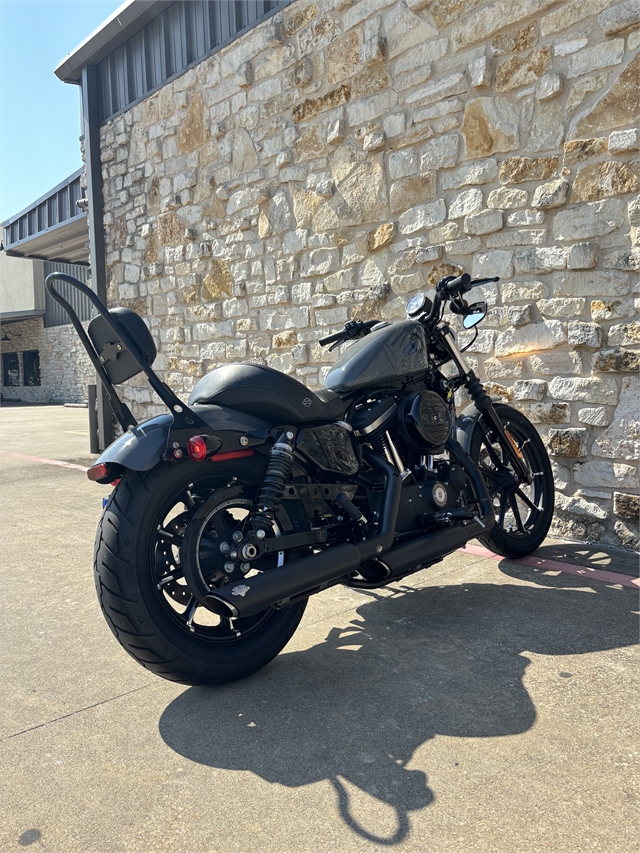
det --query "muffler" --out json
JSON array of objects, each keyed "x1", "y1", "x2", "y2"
[
  {"x1": 204, "y1": 542, "x2": 361, "y2": 619},
  {"x1": 205, "y1": 453, "x2": 401, "y2": 619}
]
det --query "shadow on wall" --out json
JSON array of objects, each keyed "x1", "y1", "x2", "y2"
[{"x1": 159, "y1": 566, "x2": 638, "y2": 845}]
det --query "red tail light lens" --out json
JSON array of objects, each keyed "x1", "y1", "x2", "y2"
[
  {"x1": 186, "y1": 434, "x2": 223, "y2": 461},
  {"x1": 87, "y1": 463, "x2": 110, "y2": 482},
  {"x1": 187, "y1": 435, "x2": 208, "y2": 461}
]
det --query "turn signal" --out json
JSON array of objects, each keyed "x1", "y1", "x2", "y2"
[
  {"x1": 187, "y1": 435, "x2": 208, "y2": 461},
  {"x1": 186, "y1": 434, "x2": 222, "y2": 461}
]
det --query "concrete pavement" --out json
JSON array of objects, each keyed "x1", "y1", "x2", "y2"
[{"x1": 1, "y1": 404, "x2": 638, "y2": 852}]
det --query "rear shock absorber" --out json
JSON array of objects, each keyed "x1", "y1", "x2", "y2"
[{"x1": 249, "y1": 430, "x2": 296, "y2": 536}]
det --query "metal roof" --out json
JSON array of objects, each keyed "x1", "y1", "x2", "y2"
[
  {"x1": 1, "y1": 170, "x2": 89, "y2": 266},
  {"x1": 0, "y1": 308, "x2": 46, "y2": 324},
  {"x1": 55, "y1": 0, "x2": 170, "y2": 85},
  {"x1": 56, "y1": 1, "x2": 292, "y2": 123}
]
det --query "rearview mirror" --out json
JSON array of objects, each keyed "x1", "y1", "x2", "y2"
[{"x1": 462, "y1": 301, "x2": 487, "y2": 329}]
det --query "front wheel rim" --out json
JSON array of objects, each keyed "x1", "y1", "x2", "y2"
[{"x1": 476, "y1": 420, "x2": 547, "y2": 540}]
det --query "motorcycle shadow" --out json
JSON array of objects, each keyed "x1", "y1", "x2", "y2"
[{"x1": 158, "y1": 569, "x2": 638, "y2": 845}]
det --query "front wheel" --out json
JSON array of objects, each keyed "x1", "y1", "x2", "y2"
[
  {"x1": 468, "y1": 404, "x2": 554, "y2": 558},
  {"x1": 94, "y1": 458, "x2": 307, "y2": 685}
]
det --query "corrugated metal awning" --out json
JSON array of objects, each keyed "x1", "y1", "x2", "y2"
[
  {"x1": 3, "y1": 215, "x2": 90, "y2": 266},
  {"x1": 2, "y1": 169, "x2": 89, "y2": 266}
]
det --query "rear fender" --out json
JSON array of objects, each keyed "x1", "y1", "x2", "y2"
[{"x1": 96, "y1": 405, "x2": 272, "y2": 473}]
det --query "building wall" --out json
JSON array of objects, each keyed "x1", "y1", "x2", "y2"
[
  {"x1": 0, "y1": 316, "x2": 94, "y2": 404},
  {"x1": 0, "y1": 254, "x2": 44, "y2": 315},
  {"x1": 97, "y1": 0, "x2": 639, "y2": 548}
]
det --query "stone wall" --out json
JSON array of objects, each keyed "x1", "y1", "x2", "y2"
[
  {"x1": 97, "y1": 0, "x2": 639, "y2": 548},
  {"x1": 0, "y1": 317, "x2": 94, "y2": 404}
]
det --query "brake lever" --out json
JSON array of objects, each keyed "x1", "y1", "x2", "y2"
[
  {"x1": 470, "y1": 276, "x2": 500, "y2": 287},
  {"x1": 328, "y1": 339, "x2": 344, "y2": 352}
]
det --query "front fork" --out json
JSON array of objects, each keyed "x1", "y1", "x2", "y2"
[{"x1": 443, "y1": 332, "x2": 531, "y2": 484}]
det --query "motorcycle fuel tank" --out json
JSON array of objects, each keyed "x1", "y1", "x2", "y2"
[{"x1": 324, "y1": 320, "x2": 427, "y2": 394}]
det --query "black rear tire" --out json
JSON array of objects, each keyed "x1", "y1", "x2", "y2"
[
  {"x1": 468, "y1": 404, "x2": 554, "y2": 559},
  {"x1": 94, "y1": 457, "x2": 307, "y2": 685}
]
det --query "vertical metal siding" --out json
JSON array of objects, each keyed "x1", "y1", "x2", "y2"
[
  {"x1": 96, "y1": 0, "x2": 292, "y2": 123},
  {"x1": 43, "y1": 262, "x2": 93, "y2": 328}
]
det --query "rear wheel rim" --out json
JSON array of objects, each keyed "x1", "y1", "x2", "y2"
[{"x1": 151, "y1": 477, "x2": 282, "y2": 643}]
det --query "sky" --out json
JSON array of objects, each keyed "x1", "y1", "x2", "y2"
[{"x1": 0, "y1": 0, "x2": 121, "y2": 222}]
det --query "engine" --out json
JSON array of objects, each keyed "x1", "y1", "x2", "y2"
[{"x1": 350, "y1": 390, "x2": 465, "y2": 533}]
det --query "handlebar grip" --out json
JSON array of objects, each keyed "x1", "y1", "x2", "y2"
[
  {"x1": 319, "y1": 331, "x2": 345, "y2": 347},
  {"x1": 444, "y1": 273, "x2": 471, "y2": 295}
]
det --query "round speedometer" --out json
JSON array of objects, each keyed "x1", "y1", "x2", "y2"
[{"x1": 406, "y1": 292, "x2": 428, "y2": 317}]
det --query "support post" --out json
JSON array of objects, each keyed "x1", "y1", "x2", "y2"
[
  {"x1": 81, "y1": 64, "x2": 113, "y2": 451},
  {"x1": 88, "y1": 384, "x2": 99, "y2": 454}
]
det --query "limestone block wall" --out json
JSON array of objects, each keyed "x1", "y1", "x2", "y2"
[
  {"x1": 97, "y1": 0, "x2": 639, "y2": 548},
  {"x1": 0, "y1": 317, "x2": 94, "y2": 404}
]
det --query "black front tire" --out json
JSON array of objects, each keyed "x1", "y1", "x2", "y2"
[
  {"x1": 468, "y1": 404, "x2": 554, "y2": 559},
  {"x1": 94, "y1": 458, "x2": 307, "y2": 685}
]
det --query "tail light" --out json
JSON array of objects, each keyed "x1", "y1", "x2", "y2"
[
  {"x1": 87, "y1": 463, "x2": 110, "y2": 481},
  {"x1": 87, "y1": 462, "x2": 120, "y2": 485}
]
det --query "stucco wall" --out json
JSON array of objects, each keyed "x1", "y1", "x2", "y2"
[
  {"x1": 97, "y1": 0, "x2": 639, "y2": 548},
  {"x1": 0, "y1": 254, "x2": 44, "y2": 315},
  {"x1": 0, "y1": 317, "x2": 94, "y2": 404}
]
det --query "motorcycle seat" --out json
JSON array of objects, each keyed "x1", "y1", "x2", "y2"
[{"x1": 189, "y1": 363, "x2": 346, "y2": 425}]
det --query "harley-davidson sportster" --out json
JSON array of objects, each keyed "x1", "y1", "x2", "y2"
[{"x1": 46, "y1": 270, "x2": 553, "y2": 685}]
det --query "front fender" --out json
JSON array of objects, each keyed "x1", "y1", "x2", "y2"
[
  {"x1": 96, "y1": 405, "x2": 272, "y2": 472},
  {"x1": 455, "y1": 403, "x2": 482, "y2": 455}
]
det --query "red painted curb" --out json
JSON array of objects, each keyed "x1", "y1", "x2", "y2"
[
  {"x1": 461, "y1": 543, "x2": 639, "y2": 589},
  {"x1": 0, "y1": 449, "x2": 89, "y2": 472}
]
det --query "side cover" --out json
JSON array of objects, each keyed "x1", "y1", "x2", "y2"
[{"x1": 95, "y1": 405, "x2": 272, "y2": 472}]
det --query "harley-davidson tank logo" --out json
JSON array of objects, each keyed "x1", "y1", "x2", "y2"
[
  {"x1": 301, "y1": 397, "x2": 313, "y2": 407},
  {"x1": 231, "y1": 584, "x2": 250, "y2": 597}
]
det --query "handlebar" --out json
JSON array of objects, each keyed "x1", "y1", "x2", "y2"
[
  {"x1": 442, "y1": 273, "x2": 471, "y2": 296},
  {"x1": 319, "y1": 273, "x2": 501, "y2": 345},
  {"x1": 319, "y1": 319, "x2": 379, "y2": 348},
  {"x1": 438, "y1": 274, "x2": 499, "y2": 297},
  {"x1": 318, "y1": 329, "x2": 346, "y2": 347}
]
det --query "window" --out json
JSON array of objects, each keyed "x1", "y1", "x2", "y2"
[
  {"x1": 23, "y1": 350, "x2": 41, "y2": 386},
  {"x1": 2, "y1": 352, "x2": 20, "y2": 386}
]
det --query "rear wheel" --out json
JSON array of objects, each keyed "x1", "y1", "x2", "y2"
[
  {"x1": 468, "y1": 404, "x2": 554, "y2": 558},
  {"x1": 94, "y1": 458, "x2": 307, "y2": 685}
]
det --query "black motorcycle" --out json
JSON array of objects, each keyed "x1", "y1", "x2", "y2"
[{"x1": 46, "y1": 271, "x2": 553, "y2": 685}]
